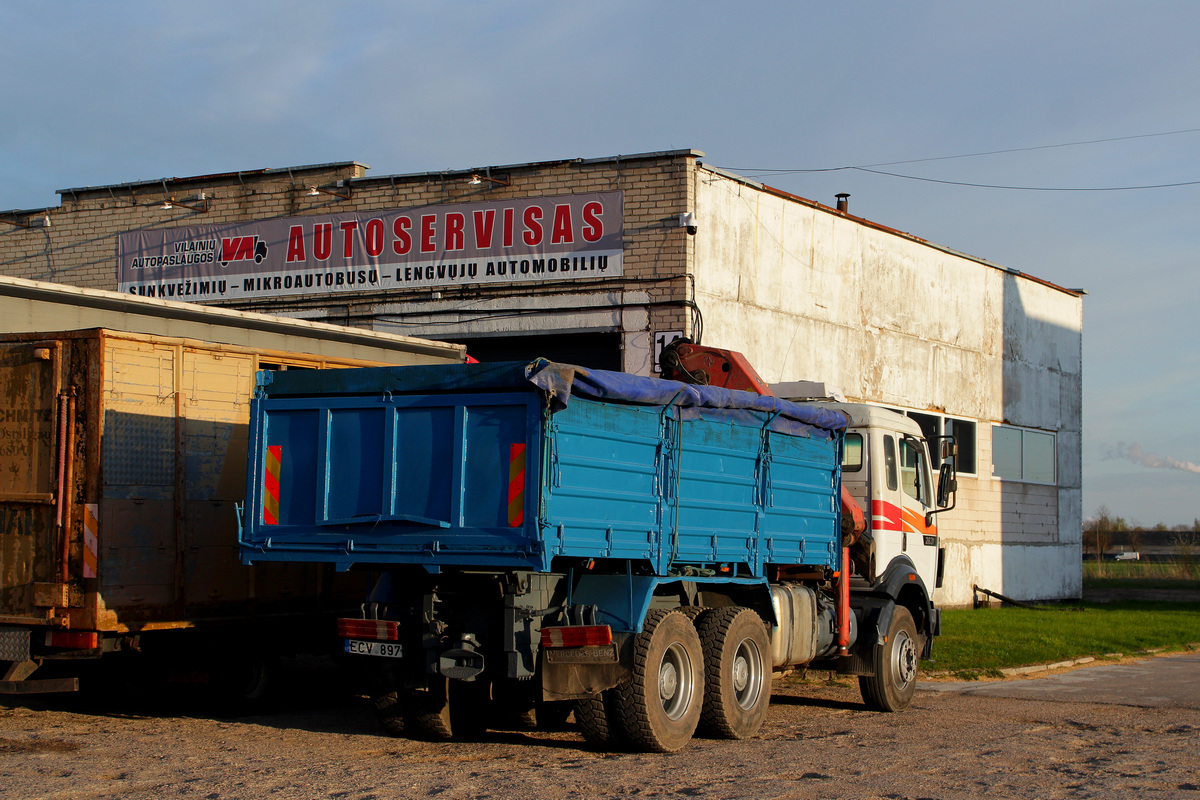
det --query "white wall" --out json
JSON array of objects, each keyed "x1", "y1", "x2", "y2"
[{"x1": 692, "y1": 170, "x2": 1083, "y2": 605}]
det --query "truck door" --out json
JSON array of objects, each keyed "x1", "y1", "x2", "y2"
[
  {"x1": 851, "y1": 430, "x2": 938, "y2": 586},
  {"x1": 0, "y1": 341, "x2": 63, "y2": 622},
  {"x1": 896, "y1": 435, "x2": 939, "y2": 584}
]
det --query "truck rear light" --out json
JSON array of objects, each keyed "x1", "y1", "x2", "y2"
[
  {"x1": 541, "y1": 625, "x2": 612, "y2": 648},
  {"x1": 337, "y1": 618, "x2": 399, "y2": 641},
  {"x1": 45, "y1": 631, "x2": 99, "y2": 650}
]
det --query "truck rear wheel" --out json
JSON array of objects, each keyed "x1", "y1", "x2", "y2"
[
  {"x1": 695, "y1": 607, "x2": 771, "y2": 739},
  {"x1": 576, "y1": 691, "x2": 622, "y2": 748},
  {"x1": 405, "y1": 678, "x2": 454, "y2": 740},
  {"x1": 859, "y1": 606, "x2": 919, "y2": 712},
  {"x1": 611, "y1": 609, "x2": 704, "y2": 752},
  {"x1": 209, "y1": 650, "x2": 276, "y2": 716},
  {"x1": 376, "y1": 678, "x2": 491, "y2": 740},
  {"x1": 373, "y1": 690, "x2": 406, "y2": 736}
]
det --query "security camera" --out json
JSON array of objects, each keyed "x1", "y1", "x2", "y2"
[{"x1": 679, "y1": 212, "x2": 697, "y2": 235}]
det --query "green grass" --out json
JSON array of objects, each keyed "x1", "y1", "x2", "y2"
[
  {"x1": 1083, "y1": 558, "x2": 1200, "y2": 589},
  {"x1": 922, "y1": 601, "x2": 1200, "y2": 675}
]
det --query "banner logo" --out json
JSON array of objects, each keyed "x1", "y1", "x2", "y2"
[{"x1": 219, "y1": 236, "x2": 268, "y2": 267}]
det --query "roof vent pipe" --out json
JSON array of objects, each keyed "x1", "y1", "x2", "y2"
[{"x1": 835, "y1": 193, "x2": 850, "y2": 213}]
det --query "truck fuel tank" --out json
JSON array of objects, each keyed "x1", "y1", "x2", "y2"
[{"x1": 769, "y1": 584, "x2": 857, "y2": 668}]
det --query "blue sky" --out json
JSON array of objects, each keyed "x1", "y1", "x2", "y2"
[{"x1": 3, "y1": 1, "x2": 1197, "y2": 525}]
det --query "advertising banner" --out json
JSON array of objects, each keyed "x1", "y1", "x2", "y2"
[{"x1": 118, "y1": 191, "x2": 624, "y2": 301}]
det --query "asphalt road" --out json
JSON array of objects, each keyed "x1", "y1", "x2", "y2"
[{"x1": 922, "y1": 651, "x2": 1200, "y2": 709}]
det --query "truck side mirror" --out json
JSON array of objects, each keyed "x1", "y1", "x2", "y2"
[{"x1": 936, "y1": 463, "x2": 957, "y2": 508}]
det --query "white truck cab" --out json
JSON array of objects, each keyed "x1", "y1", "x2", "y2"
[
  {"x1": 773, "y1": 386, "x2": 955, "y2": 593},
  {"x1": 825, "y1": 403, "x2": 953, "y2": 591}
]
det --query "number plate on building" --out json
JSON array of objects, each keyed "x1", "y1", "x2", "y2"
[{"x1": 344, "y1": 639, "x2": 403, "y2": 658}]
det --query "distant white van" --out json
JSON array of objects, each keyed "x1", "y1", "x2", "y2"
[{"x1": 1111, "y1": 552, "x2": 1141, "y2": 561}]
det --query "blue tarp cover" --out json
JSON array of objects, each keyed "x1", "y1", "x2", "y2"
[
  {"x1": 256, "y1": 358, "x2": 847, "y2": 440},
  {"x1": 526, "y1": 360, "x2": 847, "y2": 440}
]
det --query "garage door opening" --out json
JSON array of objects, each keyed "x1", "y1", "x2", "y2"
[{"x1": 447, "y1": 333, "x2": 621, "y2": 371}]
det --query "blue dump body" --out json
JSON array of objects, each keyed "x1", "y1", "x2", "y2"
[{"x1": 240, "y1": 360, "x2": 847, "y2": 579}]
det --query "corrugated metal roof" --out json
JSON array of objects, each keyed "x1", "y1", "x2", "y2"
[{"x1": 0, "y1": 274, "x2": 465, "y2": 361}]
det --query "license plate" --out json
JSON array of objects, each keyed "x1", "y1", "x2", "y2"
[{"x1": 344, "y1": 639, "x2": 403, "y2": 658}]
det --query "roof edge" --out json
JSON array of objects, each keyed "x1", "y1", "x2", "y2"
[
  {"x1": 696, "y1": 163, "x2": 1085, "y2": 299},
  {"x1": 352, "y1": 149, "x2": 706, "y2": 188},
  {"x1": 55, "y1": 162, "x2": 371, "y2": 199}
]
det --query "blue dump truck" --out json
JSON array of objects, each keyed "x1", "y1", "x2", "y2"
[{"x1": 239, "y1": 359, "x2": 949, "y2": 752}]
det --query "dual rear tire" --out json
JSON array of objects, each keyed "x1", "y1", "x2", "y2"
[
  {"x1": 695, "y1": 607, "x2": 771, "y2": 739},
  {"x1": 580, "y1": 606, "x2": 772, "y2": 752}
]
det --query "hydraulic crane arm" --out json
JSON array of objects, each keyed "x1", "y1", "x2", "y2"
[{"x1": 659, "y1": 338, "x2": 866, "y2": 542}]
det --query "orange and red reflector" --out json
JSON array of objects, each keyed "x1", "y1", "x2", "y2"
[
  {"x1": 45, "y1": 631, "x2": 99, "y2": 650},
  {"x1": 541, "y1": 625, "x2": 612, "y2": 648},
  {"x1": 507, "y1": 443, "x2": 526, "y2": 527},
  {"x1": 337, "y1": 618, "x2": 399, "y2": 641},
  {"x1": 263, "y1": 445, "x2": 281, "y2": 525}
]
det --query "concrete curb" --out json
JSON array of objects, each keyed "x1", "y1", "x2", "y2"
[
  {"x1": 924, "y1": 656, "x2": 1095, "y2": 679},
  {"x1": 997, "y1": 656, "x2": 1094, "y2": 676},
  {"x1": 924, "y1": 644, "x2": 1200, "y2": 680}
]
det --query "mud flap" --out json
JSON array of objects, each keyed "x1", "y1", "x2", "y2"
[{"x1": 540, "y1": 637, "x2": 632, "y2": 701}]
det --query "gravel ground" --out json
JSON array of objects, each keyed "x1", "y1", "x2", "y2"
[{"x1": 3, "y1": 662, "x2": 1200, "y2": 800}]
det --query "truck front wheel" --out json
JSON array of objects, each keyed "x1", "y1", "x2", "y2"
[
  {"x1": 696, "y1": 607, "x2": 771, "y2": 739},
  {"x1": 859, "y1": 606, "x2": 919, "y2": 712},
  {"x1": 612, "y1": 609, "x2": 704, "y2": 752}
]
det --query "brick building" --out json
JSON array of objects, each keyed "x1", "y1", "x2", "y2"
[{"x1": 0, "y1": 149, "x2": 1084, "y2": 605}]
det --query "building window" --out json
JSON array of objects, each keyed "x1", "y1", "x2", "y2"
[
  {"x1": 992, "y1": 425, "x2": 1056, "y2": 484},
  {"x1": 944, "y1": 418, "x2": 977, "y2": 475},
  {"x1": 891, "y1": 409, "x2": 978, "y2": 476},
  {"x1": 906, "y1": 411, "x2": 940, "y2": 443}
]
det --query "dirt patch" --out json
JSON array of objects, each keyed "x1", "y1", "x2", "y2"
[
  {"x1": 0, "y1": 734, "x2": 81, "y2": 753},
  {"x1": 3, "y1": 669, "x2": 1200, "y2": 799}
]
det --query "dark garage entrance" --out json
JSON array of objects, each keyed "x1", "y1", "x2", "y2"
[{"x1": 448, "y1": 332, "x2": 621, "y2": 371}]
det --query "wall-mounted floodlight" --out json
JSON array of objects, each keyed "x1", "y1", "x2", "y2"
[
  {"x1": 158, "y1": 192, "x2": 211, "y2": 213},
  {"x1": 468, "y1": 173, "x2": 510, "y2": 187},
  {"x1": 1, "y1": 213, "x2": 51, "y2": 228},
  {"x1": 306, "y1": 181, "x2": 351, "y2": 200}
]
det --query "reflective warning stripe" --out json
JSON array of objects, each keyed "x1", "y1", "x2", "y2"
[
  {"x1": 82, "y1": 503, "x2": 99, "y2": 579},
  {"x1": 871, "y1": 499, "x2": 902, "y2": 532},
  {"x1": 264, "y1": 445, "x2": 281, "y2": 525},
  {"x1": 901, "y1": 507, "x2": 937, "y2": 537},
  {"x1": 507, "y1": 443, "x2": 526, "y2": 527}
]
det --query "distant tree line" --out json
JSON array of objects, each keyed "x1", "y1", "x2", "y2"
[{"x1": 1082, "y1": 505, "x2": 1200, "y2": 559}]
